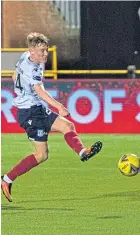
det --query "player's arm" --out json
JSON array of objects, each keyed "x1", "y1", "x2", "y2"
[
  {"x1": 12, "y1": 71, "x2": 16, "y2": 81},
  {"x1": 34, "y1": 84, "x2": 69, "y2": 116}
]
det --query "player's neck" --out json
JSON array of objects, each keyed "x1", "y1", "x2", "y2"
[{"x1": 29, "y1": 55, "x2": 39, "y2": 64}]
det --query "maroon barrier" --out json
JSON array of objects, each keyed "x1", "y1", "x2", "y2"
[{"x1": 1, "y1": 79, "x2": 140, "y2": 133}]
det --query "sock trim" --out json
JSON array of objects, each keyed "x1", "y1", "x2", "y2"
[
  {"x1": 79, "y1": 148, "x2": 86, "y2": 157},
  {"x1": 3, "y1": 174, "x2": 13, "y2": 184}
]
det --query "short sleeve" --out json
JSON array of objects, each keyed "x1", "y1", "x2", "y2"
[
  {"x1": 15, "y1": 52, "x2": 27, "y2": 68},
  {"x1": 30, "y1": 67, "x2": 43, "y2": 86}
]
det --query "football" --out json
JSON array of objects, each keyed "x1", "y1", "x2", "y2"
[{"x1": 118, "y1": 154, "x2": 140, "y2": 177}]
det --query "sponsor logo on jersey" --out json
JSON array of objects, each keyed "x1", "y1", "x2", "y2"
[{"x1": 33, "y1": 76, "x2": 41, "y2": 81}]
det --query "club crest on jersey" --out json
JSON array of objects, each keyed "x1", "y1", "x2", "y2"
[{"x1": 37, "y1": 129, "x2": 44, "y2": 137}]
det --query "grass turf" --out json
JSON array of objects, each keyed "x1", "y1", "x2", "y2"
[{"x1": 1, "y1": 134, "x2": 140, "y2": 235}]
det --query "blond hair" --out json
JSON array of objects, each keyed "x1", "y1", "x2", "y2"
[{"x1": 27, "y1": 32, "x2": 49, "y2": 47}]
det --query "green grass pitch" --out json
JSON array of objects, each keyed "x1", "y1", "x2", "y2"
[{"x1": 1, "y1": 134, "x2": 140, "y2": 235}]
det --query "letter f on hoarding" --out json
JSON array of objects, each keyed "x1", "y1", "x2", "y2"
[{"x1": 104, "y1": 90, "x2": 126, "y2": 123}]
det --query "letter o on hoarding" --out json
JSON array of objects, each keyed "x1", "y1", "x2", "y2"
[{"x1": 67, "y1": 89, "x2": 100, "y2": 124}]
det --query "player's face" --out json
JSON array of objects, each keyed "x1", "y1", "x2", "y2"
[{"x1": 30, "y1": 44, "x2": 49, "y2": 63}]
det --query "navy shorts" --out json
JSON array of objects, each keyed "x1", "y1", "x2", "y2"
[{"x1": 17, "y1": 105, "x2": 58, "y2": 142}]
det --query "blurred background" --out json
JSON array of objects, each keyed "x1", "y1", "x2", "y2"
[
  {"x1": 2, "y1": 1, "x2": 140, "y2": 74},
  {"x1": 1, "y1": 0, "x2": 140, "y2": 133}
]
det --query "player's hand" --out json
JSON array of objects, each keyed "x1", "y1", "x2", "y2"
[{"x1": 59, "y1": 106, "x2": 70, "y2": 117}]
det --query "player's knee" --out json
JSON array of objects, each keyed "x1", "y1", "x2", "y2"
[
  {"x1": 35, "y1": 149, "x2": 49, "y2": 163},
  {"x1": 66, "y1": 122, "x2": 75, "y2": 132}
]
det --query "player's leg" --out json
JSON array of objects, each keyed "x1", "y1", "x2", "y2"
[
  {"x1": 2, "y1": 105, "x2": 50, "y2": 202},
  {"x1": 1, "y1": 141, "x2": 48, "y2": 202},
  {"x1": 51, "y1": 116, "x2": 102, "y2": 161},
  {"x1": 32, "y1": 141, "x2": 49, "y2": 163}
]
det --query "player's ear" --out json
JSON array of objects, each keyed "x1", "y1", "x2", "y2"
[{"x1": 29, "y1": 47, "x2": 35, "y2": 55}]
